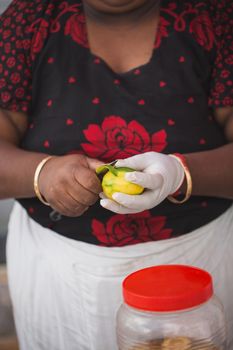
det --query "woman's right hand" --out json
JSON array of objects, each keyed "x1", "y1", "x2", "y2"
[{"x1": 38, "y1": 154, "x2": 103, "y2": 217}]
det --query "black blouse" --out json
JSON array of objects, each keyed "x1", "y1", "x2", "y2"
[{"x1": 0, "y1": 0, "x2": 232, "y2": 246}]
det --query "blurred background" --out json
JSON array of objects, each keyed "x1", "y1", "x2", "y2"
[
  {"x1": 0, "y1": 200, "x2": 13, "y2": 264},
  {"x1": 0, "y1": 0, "x2": 13, "y2": 258},
  {"x1": 0, "y1": 3, "x2": 19, "y2": 350},
  {"x1": 0, "y1": 1, "x2": 10, "y2": 14},
  {"x1": 0, "y1": 0, "x2": 13, "y2": 263}
]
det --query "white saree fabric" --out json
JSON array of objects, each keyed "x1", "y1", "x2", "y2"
[{"x1": 6, "y1": 202, "x2": 233, "y2": 350}]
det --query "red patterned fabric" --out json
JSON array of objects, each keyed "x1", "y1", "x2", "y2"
[
  {"x1": 0, "y1": 0, "x2": 232, "y2": 246},
  {"x1": 81, "y1": 116, "x2": 167, "y2": 161},
  {"x1": 0, "y1": 0, "x2": 232, "y2": 113},
  {"x1": 92, "y1": 211, "x2": 172, "y2": 247}
]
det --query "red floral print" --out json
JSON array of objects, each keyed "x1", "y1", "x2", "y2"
[
  {"x1": 15, "y1": 87, "x2": 25, "y2": 98},
  {"x1": 225, "y1": 55, "x2": 233, "y2": 66},
  {"x1": 3, "y1": 17, "x2": 11, "y2": 27},
  {"x1": 65, "y1": 13, "x2": 88, "y2": 48},
  {"x1": 30, "y1": 19, "x2": 49, "y2": 59},
  {"x1": 92, "y1": 211, "x2": 172, "y2": 246},
  {"x1": 189, "y1": 13, "x2": 215, "y2": 51},
  {"x1": 10, "y1": 72, "x2": 20, "y2": 84},
  {"x1": 22, "y1": 39, "x2": 31, "y2": 51},
  {"x1": 2, "y1": 30, "x2": 12, "y2": 40},
  {"x1": 6, "y1": 57, "x2": 16, "y2": 68},
  {"x1": 1, "y1": 91, "x2": 11, "y2": 103},
  {"x1": 154, "y1": 17, "x2": 170, "y2": 49},
  {"x1": 222, "y1": 97, "x2": 233, "y2": 106},
  {"x1": 4, "y1": 43, "x2": 11, "y2": 55},
  {"x1": 0, "y1": 0, "x2": 46, "y2": 112},
  {"x1": 214, "y1": 82, "x2": 225, "y2": 94},
  {"x1": 220, "y1": 70, "x2": 230, "y2": 79},
  {"x1": 81, "y1": 116, "x2": 167, "y2": 162},
  {"x1": 0, "y1": 78, "x2": 6, "y2": 88}
]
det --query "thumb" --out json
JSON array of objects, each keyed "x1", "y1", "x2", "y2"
[{"x1": 86, "y1": 157, "x2": 103, "y2": 171}]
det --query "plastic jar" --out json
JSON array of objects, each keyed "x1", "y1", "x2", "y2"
[{"x1": 116, "y1": 265, "x2": 226, "y2": 350}]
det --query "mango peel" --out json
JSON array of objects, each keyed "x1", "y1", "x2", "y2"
[{"x1": 96, "y1": 164, "x2": 144, "y2": 200}]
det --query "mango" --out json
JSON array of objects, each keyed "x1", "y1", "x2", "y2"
[{"x1": 96, "y1": 164, "x2": 144, "y2": 200}]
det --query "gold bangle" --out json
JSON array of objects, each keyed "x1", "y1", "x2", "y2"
[
  {"x1": 33, "y1": 156, "x2": 53, "y2": 206},
  {"x1": 167, "y1": 153, "x2": 192, "y2": 204}
]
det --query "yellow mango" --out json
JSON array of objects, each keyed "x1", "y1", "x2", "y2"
[{"x1": 96, "y1": 164, "x2": 144, "y2": 200}]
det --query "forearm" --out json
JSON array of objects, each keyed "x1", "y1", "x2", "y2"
[
  {"x1": 0, "y1": 139, "x2": 49, "y2": 199},
  {"x1": 185, "y1": 143, "x2": 233, "y2": 199}
]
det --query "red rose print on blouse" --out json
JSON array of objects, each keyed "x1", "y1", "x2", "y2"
[
  {"x1": 65, "y1": 12, "x2": 88, "y2": 48},
  {"x1": 81, "y1": 116, "x2": 167, "y2": 162},
  {"x1": 92, "y1": 211, "x2": 172, "y2": 246},
  {"x1": 189, "y1": 13, "x2": 214, "y2": 51}
]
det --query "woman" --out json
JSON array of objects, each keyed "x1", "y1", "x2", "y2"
[{"x1": 0, "y1": 0, "x2": 233, "y2": 349}]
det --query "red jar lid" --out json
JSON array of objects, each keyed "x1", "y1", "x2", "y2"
[{"x1": 123, "y1": 265, "x2": 213, "y2": 312}]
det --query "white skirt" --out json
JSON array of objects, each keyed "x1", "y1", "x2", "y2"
[{"x1": 6, "y1": 202, "x2": 233, "y2": 350}]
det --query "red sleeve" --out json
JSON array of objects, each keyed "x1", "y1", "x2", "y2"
[
  {"x1": 208, "y1": 0, "x2": 233, "y2": 107},
  {"x1": 0, "y1": 0, "x2": 47, "y2": 113}
]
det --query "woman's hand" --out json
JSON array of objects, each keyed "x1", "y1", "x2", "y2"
[
  {"x1": 38, "y1": 154, "x2": 103, "y2": 217},
  {"x1": 100, "y1": 152, "x2": 184, "y2": 214}
]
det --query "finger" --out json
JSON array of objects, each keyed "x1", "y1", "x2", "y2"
[
  {"x1": 86, "y1": 157, "x2": 103, "y2": 171},
  {"x1": 63, "y1": 194, "x2": 89, "y2": 215},
  {"x1": 125, "y1": 172, "x2": 163, "y2": 190},
  {"x1": 48, "y1": 187, "x2": 89, "y2": 216},
  {"x1": 47, "y1": 179, "x2": 97, "y2": 212},
  {"x1": 58, "y1": 196, "x2": 89, "y2": 217},
  {"x1": 115, "y1": 153, "x2": 152, "y2": 170},
  {"x1": 99, "y1": 192, "x2": 107, "y2": 199},
  {"x1": 74, "y1": 167, "x2": 102, "y2": 194},
  {"x1": 112, "y1": 190, "x2": 161, "y2": 210},
  {"x1": 68, "y1": 182, "x2": 99, "y2": 206},
  {"x1": 115, "y1": 157, "x2": 145, "y2": 170},
  {"x1": 100, "y1": 199, "x2": 140, "y2": 214}
]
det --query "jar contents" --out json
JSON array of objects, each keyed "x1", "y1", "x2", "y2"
[{"x1": 130, "y1": 336, "x2": 219, "y2": 350}]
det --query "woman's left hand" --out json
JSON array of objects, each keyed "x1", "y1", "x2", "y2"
[{"x1": 100, "y1": 152, "x2": 185, "y2": 214}]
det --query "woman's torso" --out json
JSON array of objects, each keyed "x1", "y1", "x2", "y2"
[{"x1": 9, "y1": 0, "x2": 231, "y2": 245}]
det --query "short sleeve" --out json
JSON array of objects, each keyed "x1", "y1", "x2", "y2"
[
  {"x1": 0, "y1": 0, "x2": 46, "y2": 113},
  {"x1": 208, "y1": 0, "x2": 233, "y2": 107}
]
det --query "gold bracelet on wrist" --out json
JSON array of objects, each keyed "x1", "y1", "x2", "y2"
[
  {"x1": 167, "y1": 153, "x2": 192, "y2": 204},
  {"x1": 33, "y1": 156, "x2": 53, "y2": 206}
]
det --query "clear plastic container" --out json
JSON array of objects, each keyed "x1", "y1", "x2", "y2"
[{"x1": 116, "y1": 265, "x2": 226, "y2": 350}]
